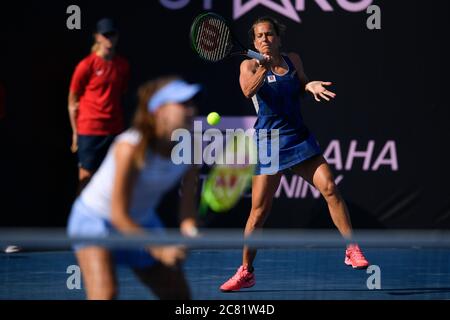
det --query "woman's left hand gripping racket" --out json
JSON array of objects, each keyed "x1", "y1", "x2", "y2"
[
  {"x1": 199, "y1": 131, "x2": 257, "y2": 215},
  {"x1": 190, "y1": 12, "x2": 265, "y2": 63}
]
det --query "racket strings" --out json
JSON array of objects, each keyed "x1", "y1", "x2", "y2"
[
  {"x1": 214, "y1": 18, "x2": 231, "y2": 61},
  {"x1": 198, "y1": 18, "x2": 225, "y2": 61},
  {"x1": 195, "y1": 17, "x2": 230, "y2": 62}
]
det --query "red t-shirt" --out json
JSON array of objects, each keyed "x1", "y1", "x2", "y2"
[{"x1": 70, "y1": 53, "x2": 130, "y2": 135}]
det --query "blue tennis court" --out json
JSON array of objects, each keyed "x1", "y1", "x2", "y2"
[{"x1": 2, "y1": 247, "x2": 449, "y2": 300}]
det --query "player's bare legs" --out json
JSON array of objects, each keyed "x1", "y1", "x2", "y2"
[
  {"x1": 76, "y1": 247, "x2": 117, "y2": 299},
  {"x1": 133, "y1": 263, "x2": 191, "y2": 300},
  {"x1": 291, "y1": 155, "x2": 352, "y2": 238},
  {"x1": 291, "y1": 155, "x2": 368, "y2": 268},
  {"x1": 243, "y1": 173, "x2": 283, "y2": 268},
  {"x1": 78, "y1": 167, "x2": 93, "y2": 193},
  {"x1": 220, "y1": 173, "x2": 282, "y2": 292}
]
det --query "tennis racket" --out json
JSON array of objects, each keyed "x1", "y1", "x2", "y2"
[
  {"x1": 190, "y1": 12, "x2": 265, "y2": 63},
  {"x1": 199, "y1": 131, "x2": 256, "y2": 215}
]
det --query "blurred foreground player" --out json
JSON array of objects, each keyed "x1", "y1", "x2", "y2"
[{"x1": 68, "y1": 77, "x2": 200, "y2": 299}]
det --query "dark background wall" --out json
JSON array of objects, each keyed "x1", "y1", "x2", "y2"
[{"x1": 0, "y1": 0, "x2": 449, "y2": 228}]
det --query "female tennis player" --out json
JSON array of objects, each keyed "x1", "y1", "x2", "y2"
[
  {"x1": 68, "y1": 76, "x2": 200, "y2": 299},
  {"x1": 220, "y1": 17, "x2": 369, "y2": 292}
]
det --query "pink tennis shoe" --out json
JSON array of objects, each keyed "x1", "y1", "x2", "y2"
[
  {"x1": 220, "y1": 246, "x2": 368, "y2": 292},
  {"x1": 220, "y1": 265, "x2": 256, "y2": 292},
  {"x1": 345, "y1": 244, "x2": 369, "y2": 269}
]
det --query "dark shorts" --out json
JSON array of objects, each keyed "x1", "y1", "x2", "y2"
[{"x1": 77, "y1": 134, "x2": 117, "y2": 172}]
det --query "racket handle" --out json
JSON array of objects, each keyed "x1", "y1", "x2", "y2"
[{"x1": 247, "y1": 50, "x2": 265, "y2": 62}]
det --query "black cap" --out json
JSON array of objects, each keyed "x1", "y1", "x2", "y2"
[{"x1": 96, "y1": 18, "x2": 118, "y2": 35}]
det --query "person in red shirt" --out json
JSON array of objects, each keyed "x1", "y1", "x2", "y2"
[{"x1": 68, "y1": 18, "x2": 130, "y2": 190}]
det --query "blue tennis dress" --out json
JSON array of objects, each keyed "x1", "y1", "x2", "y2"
[{"x1": 252, "y1": 55, "x2": 321, "y2": 175}]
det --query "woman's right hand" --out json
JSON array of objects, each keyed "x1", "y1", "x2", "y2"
[
  {"x1": 71, "y1": 133, "x2": 78, "y2": 153},
  {"x1": 148, "y1": 246, "x2": 186, "y2": 267},
  {"x1": 258, "y1": 54, "x2": 272, "y2": 69}
]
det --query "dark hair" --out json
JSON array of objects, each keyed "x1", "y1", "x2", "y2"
[{"x1": 248, "y1": 16, "x2": 286, "y2": 42}]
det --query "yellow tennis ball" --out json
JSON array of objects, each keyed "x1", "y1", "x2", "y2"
[{"x1": 207, "y1": 112, "x2": 221, "y2": 126}]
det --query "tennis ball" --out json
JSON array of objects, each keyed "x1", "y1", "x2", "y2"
[{"x1": 207, "y1": 112, "x2": 221, "y2": 126}]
